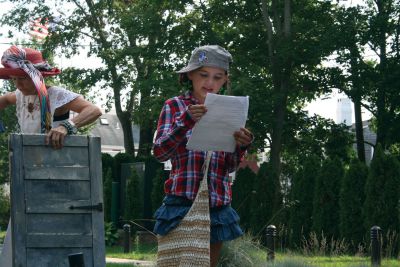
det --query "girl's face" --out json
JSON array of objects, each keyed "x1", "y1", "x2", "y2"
[
  {"x1": 187, "y1": 66, "x2": 227, "y2": 104},
  {"x1": 10, "y1": 76, "x2": 37, "y2": 95}
]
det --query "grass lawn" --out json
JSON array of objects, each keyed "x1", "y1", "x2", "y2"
[
  {"x1": 106, "y1": 243, "x2": 157, "y2": 261},
  {"x1": 106, "y1": 264, "x2": 136, "y2": 267},
  {"x1": 104, "y1": 243, "x2": 400, "y2": 267},
  {"x1": 2, "y1": 230, "x2": 399, "y2": 266},
  {"x1": 272, "y1": 253, "x2": 399, "y2": 267}
]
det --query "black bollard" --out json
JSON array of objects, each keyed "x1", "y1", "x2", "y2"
[
  {"x1": 68, "y1": 252, "x2": 85, "y2": 267},
  {"x1": 266, "y1": 225, "x2": 276, "y2": 262},
  {"x1": 371, "y1": 226, "x2": 381, "y2": 267},
  {"x1": 123, "y1": 224, "x2": 131, "y2": 253}
]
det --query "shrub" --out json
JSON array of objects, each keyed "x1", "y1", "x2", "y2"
[
  {"x1": 339, "y1": 159, "x2": 368, "y2": 252},
  {"x1": 218, "y1": 234, "x2": 266, "y2": 267},
  {"x1": 104, "y1": 222, "x2": 119, "y2": 246},
  {"x1": 0, "y1": 185, "x2": 10, "y2": 229}
]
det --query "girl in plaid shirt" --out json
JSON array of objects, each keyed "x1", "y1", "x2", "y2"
[{"x1": 153, "y1": 45, "x2": 253, "y2": 267}]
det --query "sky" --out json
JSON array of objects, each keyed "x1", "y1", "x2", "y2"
[{"x1": 0, "y1": 0, "x2": 372, "y2": 123}]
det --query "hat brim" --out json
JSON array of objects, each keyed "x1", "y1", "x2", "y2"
[
  {"x1": 176, "y1": 64, "x2": 201, "y2": 74},
  {"x1": 176, "y1": 63, "x2": 230, "y2": 74},
  {"x1": 0, "y1": 68, "x2": 61, "y2": 79}
]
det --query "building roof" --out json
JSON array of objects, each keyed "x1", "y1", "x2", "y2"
[{"x1": 90, "y1": 112, "x2": 140, "y2": 155}]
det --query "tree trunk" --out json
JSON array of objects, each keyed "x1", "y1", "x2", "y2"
[
  {"x1": 137, "y1": 121, "x2": 154, "y2": 158},
  {"x1": 353, "y1": 97, "x2": 366, "y2": 162},
  {"x1": 84, "y1": 0, "x2": 137, "y2": 157},
  {"x1": 349, "y1": 46, "x2": 366, "y2": 162},
  {"x1": 375, "y1": 0, "x2": 389, "y2": 149},
  {"x1": 269, "y1": 79, "x2": 289, "y2": 211},
  {"x1": 117, "y1": 111, "x2": 136, "y2": 155},
  {"x1": 261, "y1": 0, "x2": 292, "y2": 215}
]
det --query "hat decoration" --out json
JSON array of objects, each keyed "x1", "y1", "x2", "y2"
[{"x1": 198, "y1": 51, "x2": 208, "y2": 64}]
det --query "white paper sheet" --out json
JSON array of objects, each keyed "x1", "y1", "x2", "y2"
[{"x1": 186, "y1": 93, "x2": 249, "y2": 152}]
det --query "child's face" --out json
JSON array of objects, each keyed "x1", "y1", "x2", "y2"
[
  {"x1": 10, "y1": 76, "x2": 37, "y2": 95},
  {"x1": 188, "y1": 66, "x2": 227, "y2": 104}
]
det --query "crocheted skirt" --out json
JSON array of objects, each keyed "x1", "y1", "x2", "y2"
[{"x1": 153, "y1": 195, "x2": 243, "y2": 243}]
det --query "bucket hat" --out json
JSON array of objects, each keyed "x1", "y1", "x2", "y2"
[
  {"x1": 177, "y1": 45, "x2": 232, "y2": 74},
  {"x1": 0, "y1": 46, "x2": 61, "y2": 79}
]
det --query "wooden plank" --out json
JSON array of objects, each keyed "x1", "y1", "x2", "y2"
[
  {"x1": 27, "y1": 248, "x2": 93, "y2": 267},
  {"x1": 25, "y1": 180, "x2": 90, "y2": 201},
  {"x1": 26, "y1": 214, "x2": 92, "y2": 234},
  {"x1": 22, "y1": 134, "x2": 88, "y2": 147},
  {"x1": 10, "y1": 134, "x2": 105, "y2": 266},
  {"x1": 26, "y1": 199, "x2": 93, "y2": 213},
  {"x1": 23, "y1": 146, "x2": 89, "y2": 167},
  {"x1": 26, "y1": 234, "x2": 92, "y2": 247},
  {"x1": 24, "y1": 166, "x2": 90, "y2": 180},
  {"x1": 9, "y1": 134, "x2": 27, "y2": 266},
  {"x1": 89, "y1": 136, "x2": 106, "y2": 267}
]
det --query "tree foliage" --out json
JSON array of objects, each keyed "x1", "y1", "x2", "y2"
[
  {"x1": 312, "y1": 157, "x2": 344, "y2": 240},
  {"x1": 231, "y1": 167, "x2": 257, "y2": 232},
  {"x1": 2, "y1": 0, "x2": 400, "y2": 251},
  {"x1": 364, "y1": 145, "x2": 400, "y2": 234},
  {"x1": 288, "y1": 154, "x2": 320, "y2": 247},
  {"x1": 339, "y1": 158, "x2": 368, "y2": 250},
  {"x1": 0, "y1": 81, "x2": 18, "y2": 184},
  {"x1": 1, "y1": 0, "x2": 190, "y2": 157}
]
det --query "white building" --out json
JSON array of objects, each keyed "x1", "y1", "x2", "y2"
[{"x1": 336, "y1": 97, "x2": 353, "y2": 126}]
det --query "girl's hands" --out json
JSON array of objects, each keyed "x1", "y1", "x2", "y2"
[
  {"x1": 234, "y1": 127, "x2": 253, "y2": 147},
  {"x1": 188, "y1": 104, "x2": 207, "y2": 122},
  {"x1": 188, "y1": 105, "x2": 253, "y2": 147}
]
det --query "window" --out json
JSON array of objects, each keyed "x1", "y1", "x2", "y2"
[{"x1": 100, "y1": 118, "x2": 109, "y2": 125}]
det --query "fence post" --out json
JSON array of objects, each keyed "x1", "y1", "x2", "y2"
[
  {"x1": 111, "y1": 182, "x2": 119, "y2": 226},
  {"x1": 370, "y1": 226, "x2": 381, "y2": 267},
  {"x1": 123, "y1": 224, "x2": 131, "y2": 253},
  {"x1": 68, "y1": 252, "x2": 85, "y2": 267},
  {"x1": 266, "y1": 225, "x2": 276, "y2": 262}
]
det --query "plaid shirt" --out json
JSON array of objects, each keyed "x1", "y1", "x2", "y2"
[{"x1": 153, "y1": 91, "x2": 248, "y2": 207}]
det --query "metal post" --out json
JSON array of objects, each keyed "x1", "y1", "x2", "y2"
[
  {"x1": 266, "y1": 225, "x2": 276, "y2": 262},
  {"x1": 123, "y1": 224, "x2": 131, "y2": 253},
  {"x1": 111, "y1": 182, "x2": 119, "y2": 226},
  {"x1": 371, "y1": 226, "x2": 381, "y2": 267},
  {"x1": 68, "y1": 252, "x2": 85, "y2": 267}
]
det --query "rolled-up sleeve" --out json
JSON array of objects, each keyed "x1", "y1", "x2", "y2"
[{"x1": 153, "y1": 101, "x2": 195, "y2": 162}]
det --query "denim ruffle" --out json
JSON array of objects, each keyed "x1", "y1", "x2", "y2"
[
  {"x1": 153, "y1": 195, "x2": 243, "y2": 243},
  {"x1": 209, "y1": 206, "x2": 243, "y2": 243}
]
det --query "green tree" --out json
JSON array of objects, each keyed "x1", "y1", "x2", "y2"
[
  {"x1": 101, "y1": 153, "x2": 114, "y2": 222},
  {"x1": 151, "y1": 168, "x2": 166, "y2": 215},
  {"x1": 124, "y1": 166, "x2": 141, "y2": 223},
  {"x1": 0, "y1": 186, "x2": 10, "y2": 229},
  {"x1": 231, "y1": 167, "x2": 257, "y2": 232},
  {"x1": 0, "y1": 81, "x2": 18, "y2": 184},
  {"x1": 312, "y1": 157, "x2": 344, "y2": 240},
  {"x1": 204, "y1": 0, "x2": 344, "y2": 219},
  {"x1": 288, "y1": 154, "x2": 320, "y2": 247},
  {"x1": 250, "y1": 162, "x2": 279, "y2": 241},
  {"x1": 364, "y1": 145, "x2": 400, "y2": 234},
  {"x1": 333, "y1": 6, "x2": 371, "y2": 162},
  {"x1": 1, "y1": 0, "x2": 189, "y2": 157},
  {"x1": 365, "y1": 0, "x2": 400, "y2": 149},
  {"x1": 339, "y1": 158, "x2": 368, "y2": 250}
]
